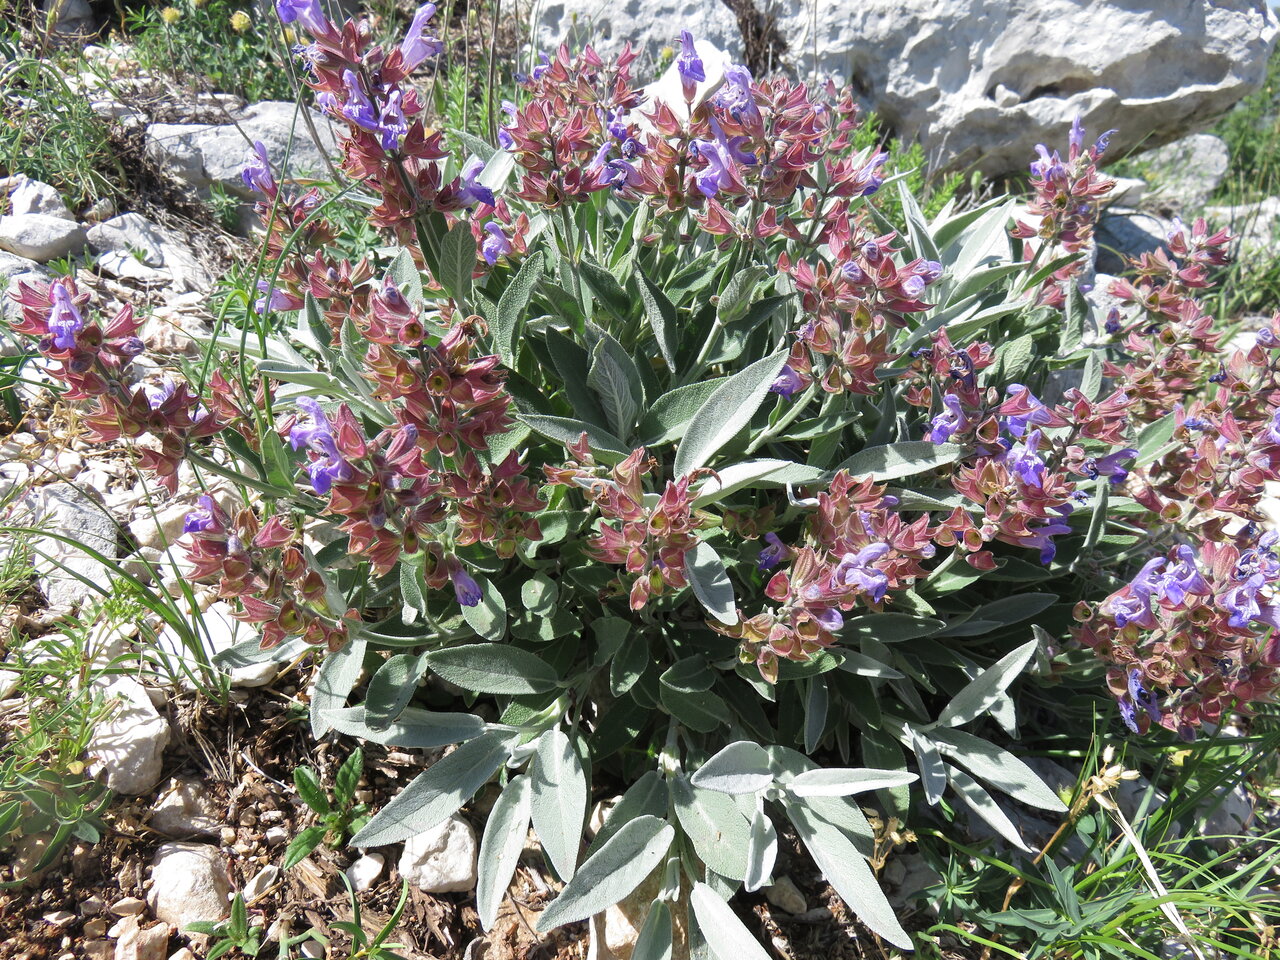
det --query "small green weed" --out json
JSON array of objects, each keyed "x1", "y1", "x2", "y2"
[{"x1": 283, "y1": 748, "x2": 369, "y2": 869}]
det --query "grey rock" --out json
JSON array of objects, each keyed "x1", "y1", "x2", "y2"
[
  {"x1": 1096, "y1": 210, "x2": 1174, "y2": 273},
  {"x1": 7, "y1": 177, "x2": 72, "y2": 220},
  {"x1": 85, "y1": 214, "x2": 210, "y2": 292},
  {"x1": 1139, "y1": 134, "x2": 1231, "y2": 213},
  {"x1": 149, "y1": 778, "x2": 222, "y2": 838},
  {"x1": 145, "y1": 101, "x2": 338, "y2": 200},
  {"x1": 155, "y1": 601, "x2": 277, "y2": 688},
  {"x1": 19, "y1": 482, "x2": 118, "y2": 610},
  {"x1": 1109, "y1": 177, "x2": 1147, "y2": 208},
  {"x1": 397, "y1": 816, "x2": 478, "y2": 893},
  {"x1": 87, "y1": 677, "x2": 170, "y2": 795},
  {"x1": 1199, "y1": 782, "x2": 1254, "y2": 852},
  {"x1": 537, "y1": 0, "x2": 1278, "y2": 177},
  {"x1": 764, "y1": 876, "x2": 806, "y2": 914},
  {"x1": 1203, "y1": 195, "x2": 1280, "y2": 258},
  {"x1": 43, "y1": 0, "x2": 94, "y2": 37},
  {"x1": 0, "y1": 214, "x2": 87, "y2": 262},
  {"x1": 243, "y1": 864, "x2": 280, "y2": 903},
  {"x1": 147, "y1": 843, "x2": 232, "y2": 929}
]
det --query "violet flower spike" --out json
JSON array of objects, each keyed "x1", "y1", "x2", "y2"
[
  {"x1": 451, "y1": 566, "x2": 483, "y2": 607},
  {"x1": 831, "y1": 543, "x2": 891, "y2": 603},
  {"x1": 925, "y1": 393, "x2": 967, "y2": 444},
  {"x1": 275, "y1": 0, "x2": 329, "y2": 36},
  {"x1": 757, "y1": 533, "x2": 788, "y2": 571},
  {"x1": 676, "y1": 30, "x2": 705, "y2": 85},
  {"x1": 482, "y1": 222, "x2": 512, "y2": 265},
  {"x1": 183, "y1": 496, "x2": 217, "y2": 534},
  {"x1": 400, "y1": 2, "x2": 443, "y2": 72},
  {"x1": 240, "y1": 140, "x2": 276, "y2": 196},
  {"x1": 47, "y1": 281, "x2": 84, "y2": 351}
]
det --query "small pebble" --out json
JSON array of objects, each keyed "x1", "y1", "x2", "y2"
[
  {"x1": 300, "y1": 941, "x2": 324, "y2": 959},
  {"x1": 84, "y1": 917, "x2": 107, "y2": 938},
  {"x1": 43, "y1": 911, "x2": 75, "y2": 928},
  {"x1": 110, "y1": 897, "x2": 146, "y2": 917},
  {"x1": 243, "y1": 865, "x2": 279, "y2": 903},
  {"x1": 219, "y1": 827, "x2": 236, "y2": 845},
  {"x1": 81, "y1": 896, "x2": 105, "y2": 916},
  {"x1": 764, "y1": 876, "x2": 807, "y2": 915},
  {"x1": 264, "y1": 826, "x2": 288, "y2": 846}
]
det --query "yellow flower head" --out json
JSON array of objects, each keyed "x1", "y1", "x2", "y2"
[
  {"x1": 230, "y1": 10, "x2": 250, "y2": 32},
  {"x1": 159, "y1": 6, "x2": 181, "y2": 23}
]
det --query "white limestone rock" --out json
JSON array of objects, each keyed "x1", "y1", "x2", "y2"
[
  {"x1": 1140, "y1": 133, "x2": 1232, "y2": 213},
  {"x1": 537, "y1": 0, "x2": 1278, "y2": 177},
  {"x1": 87, "y1": 677, "x2": 170, "y2": 796},
  {"x1": 85, "y1": 214, "x2": 210, "y2": 292},
  {"x1": 16, "y1": 482, "x2": 119, "y2": 610},
  {"x1": 147, "y1": 843, "x2": 232, "y2": 929},
  {"x1": 149, "y1": 778, "x2": 222, "y2": 838},
  {"x1": 397, "y1": 816, "x2": 478, "y2": 893},
  {"x1": 7, "y1": 177, "x2": 73, "y2": 220}
]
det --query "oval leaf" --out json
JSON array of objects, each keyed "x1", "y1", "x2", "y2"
[
  {"x1": 690, "y1": 741, "x2": 774, "y2": 795},
  {"x1": 477, "y1": 774, "x2": 533, "y2": 930},
  {"x1": 323, "y1": 705, "x2": 485, "y2": 749},
  {"x1": 674, "y1": 348, "x2": 788, "y2": 477},
  {"x1": 689, "y1": 882, "x2": 771, "y2": 960},
  {"x1": 425, "y1": 644, "x2": 558, "y2": 695},
  {"x1": 530, "y1": 728, "x2": 588, "y2": 881},
  {"x1": 685, "y1": 540, "x2": 737, "y2": 626},
  {"x1": 535, "y1": 816, "x2": 674, "y2": 931},
  {"x1": 788, "y1": 767, "x2": 919, "y2": 798},
  {"x1": 936, "y1": 638, "x2": 1039, "y2": 728}
]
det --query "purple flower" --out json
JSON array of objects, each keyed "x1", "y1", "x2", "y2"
[
  {"x1": 400, "y1": 3, "x2": 443, "y2": 72},
  {"x1": 769, "y1": 364, "x2": 804, "y2": 400},
  {"x1": 1257, "y1": 328, "x2": 1279, "y2": 350},
  {"x1": 1030, "y1": 144, "x2": 1064, "y2": 180},
  {"x1": 925, "y1": 393, "x2": 968, "y2": 444},
  {"x1": 457, "y1": 157, "x2": 496, "y2": 207},
  {"x1": 338, "y1": 69, "x2": 379, "y2": 132},
  {"x1": 481, "y1": 222, "x2": 512, "y2": 265},
  {"x1": 530, "y1": 53, "x2": 551, "y2": 81},
  {"x1": 1105, "y1": 307, "x2": 1122, "y2": 335},
  {"x1": 118, "y1": 337, "x2": 145, "y2": 357},
  {"x1": 240, "y1": 140, "x2": 275, "y2": 196},
  {"x1": 183, "y1": 496, "x2": 217, "y2": 534},
  {"x1": 811, "y1": 606, "x2": 844, "y2": 632},
  {"x1": 858, "y1": 153, "x2": 888, "y2": 196},
  {"x1": 689, "y1": 137, "x2": 731, "y2": 197},
  {"x1": 1092, "y1": 128, "x2": 1118, "y2": 156},
  {"x1": 713, "y1": 64, "x2": 758, "y2": 123},
  {"x1": 47, "y1": 281, "x2": 84, "y2": 351},
  {"x1": 255, "y1": 280, "x2": 296, "y2": 314},
  {"x1": 831, "y1": 543, "x2": 891, "y2": 603},
  {"x1": 1266, "y1": 408, "x2": 1280, "y2": 446},
  {"x1": 1223, "y1": 572, "x2": 1266, "y2": 628},
  {"x1": 1004, "y1": 432, "x2": 1047, "y2": 489},
  {"x1": 289, "y1": 398, "x2": 353, "y2": 495},
  {"x1": 498, "y1": 100, "x2": 518, "y2": 150},
  {"x1": 1083, "y1": 447, "x2": 1137, "y2": 483},
  {"x1": 900, "y1": 275, "x2": 926, "y2": 299},
  {"x1": 1127, "y1": 668, "x2": 1161, "y2": 724},
  {"x1": 862, "y1": 240, "x2": 882, "y2": 263},
  {"x1": 605, "y1": 159, "x2": 641, "y2": 191},
  {"x1": 757, "y1": 533, "x2": 787, "y2": 571},
  {"x1": 1110, "y1": 556, "x2": 1166, "y2": 627},
  {"x1": 451, "y1": 566, "x2": 483, "y2": 607},
  {"x1": 1118, "y1": 696, "x2": 1139, "y2": 733},
  {"x1": 1018, "y1": 513, "x2": 1074, "y2": 565},
  {"x1": 377, "y1": 90, "x2": 408, "y2": 151},
  {"x1": 143, "y1": 378, "x2": 177, "y2": 410},
  {"x1": 841, "y1": 261, "x2": 865, "y2": 284},
  {"x1": 920, "y1": 260, "x2": 944, "y2": 283},
  {"x1": 1004, "y1": 384, "x2": 1054, "y2": 438},
  {"x1": 275, "y1": 0, "x2": 328, "y2": 35},
  {"x1": 676, "y1": 30, "x2": 705, "y2": 85},
  {"x1": 1153, "y1": 545, "x2": 1208, "y2": 606},
  {"x1": 1068, "y1": 115, "x2": 1086, "y2": 155}
]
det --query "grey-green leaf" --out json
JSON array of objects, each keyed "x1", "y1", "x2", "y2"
[
  {"x1": 323, "y1": 705, "x2": 485, "y2": 749},
  {"x1": 459, "y1": 573, "x2": 507, "y2": 642},
  {"x1": 363, "y1": 654, "x2": 425, "y2": 731},
  {"x1": 787, "y1": 767, "x2": 918, "y2": 798},
  {"x1": 936, "y1": 638, "x2": 1039, "y2": 728},
  {"x1": 425, "y1": 644, "x2": 558, "y2": 695},
  {"x1": 477, "y1": 774, "x2": 533, "y2": 930},
  {"x1": 310, "y1": 637, "x2": 366, "y2": 738},
  {"x1": 535, "y1": 816, "x2": 674, "y2": 931},
  {"x1": 743, "y1": 806, "x2": 777, "y2": 892},
  {"x1": 946, "y1": 766, "x2": 1031, "y2": 852},
  {"x1": 639, "y1": 270, "x2": 679, "y2": 374},
  {"x1": 690, "y1": 741, "x2": 774, "y2": 795},
  {"x1": 783, "y1": 797, "x2": 912, "y2": 950},
  {"x1": 530, "y1": 728, "x2": 587, "y2": 881},
  {"x1": 494, "y1": 250, "x2": 544, "y2": 366},
  {"x1": 671, "y1": 776, "x2": 751, "y2": 880},
  {"x1": 833, "y1": 441, "x2": 963, "y2": 482},
  {"x1": 685, "y1": 540, "x2": 737, "y2": 626},
  {"x1": 689, "y1": 882, "x2": 771, "y2": 960},
  {"x1": 930, "y1": 727, "x2": 1066, "y2": 812},
  {"x1": 439, "y1": 221, "x2": 475, "y2": 306},
  {"x1": 674, "y1": 348, "x2": 789, "y2": 476},
  {"x1": 351, "y1": 732, "x2": 511, "y2": 847},
  {"x1": 632, "y1": 900, "x2": 673, "y2": 960}
]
